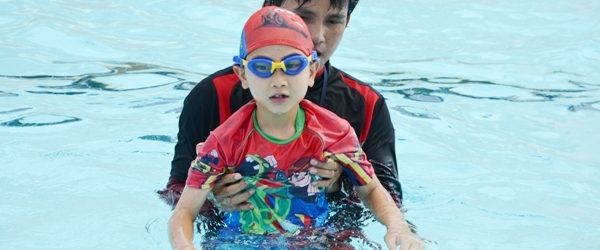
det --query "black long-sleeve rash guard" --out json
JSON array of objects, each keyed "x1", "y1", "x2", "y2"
[{"x1": 169, "y1": 62, "x2": 403, "y2": 203}]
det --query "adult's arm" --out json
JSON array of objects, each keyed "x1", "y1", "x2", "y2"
[
  {"x1": 362, "y1": 96, "x2": 403, "y2": 205},
  {"x1": 158, "y1": 78, "x2": 220, "y2": 207}
]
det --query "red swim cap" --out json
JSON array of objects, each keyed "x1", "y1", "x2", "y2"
[{"x1": 238, "y1": 6, "x2": 314, "y2": 58}]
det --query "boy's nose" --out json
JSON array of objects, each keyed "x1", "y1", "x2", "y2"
[{"x1": 270, "y1": 70, "x2": 288, "y2": 88}]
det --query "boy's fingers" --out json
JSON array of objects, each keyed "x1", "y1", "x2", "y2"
[
  {"x1": 310, "y1": 167, "x2": 339, "y2": 179},
  {"x1": 385, "y1": 239, "x2": 396, "y2": 250},
  {"x1": 310, "y1": 158, "x2": 337, "y2": 169},
  {"x1": 309, "y1": 159, "x2": 341, "y2": 190},
  {"x1": 312, "y1": 179, "x2": 334, "y2": 188},
  {"x1": 310, "y1": 159, "x2": 340, "y2": 177},
  {"x1": 399, "y1": 235, "x2": 424, "y2": 250},
  {"x1": 309, "y1": 158, "x2": 324, "y2": 167},
  {"x1": 385, "y1": 232, "x2": 404, "y2": 250}
]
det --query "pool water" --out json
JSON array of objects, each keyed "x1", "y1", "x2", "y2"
[{"x1": 1, "y1": 1, "x2": 599, "y2": 249}]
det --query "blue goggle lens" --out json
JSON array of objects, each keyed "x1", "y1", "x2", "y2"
[{"x1": 235, "y1": 52, "x2": 318, "y2": 78}]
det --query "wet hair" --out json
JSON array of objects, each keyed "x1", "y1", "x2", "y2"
[{"x1": 263, "y1": 0, "x2": 359, "y2": 16}]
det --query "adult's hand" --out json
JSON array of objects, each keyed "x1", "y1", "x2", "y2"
[
  {"x1": 211, "y1": 173, "x2": 255, "y2": 211},
  {"x1": 309, "y1": 158, "x2": 342, "y2": 192},
  {"x1": 193, "y1": 142, "x2": 254, "y2": 212},
  {"x1": 157, "y1": 179, "x2": 185, "y2": 208}
]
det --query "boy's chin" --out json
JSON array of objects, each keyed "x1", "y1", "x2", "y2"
[
  {"x1": 267, "y1": 107, "x2": 294, "y2": 116},
  {"x1": 258, "y1": 103, "x2": 297, "y2": 116}
]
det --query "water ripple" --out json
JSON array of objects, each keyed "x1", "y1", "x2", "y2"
[
  {"x1": 130, "y1": 97, "x2": 180, "y2": 108},
  {"x1": 173, "y1": 81, "x2": 198, "y2": 91},
  {"x1": 569, "y1": 80, "x2": 600, "y2": 88},
  {"x1": 26, "y1": 90, "x2": 87, "y2": 95},
  {"x1": 568, "y1": 101, "x2": 600, "y2": 112},
  {"x1": 392, "y1": 106, "x2": 440, "y2": 119},
  {"x1": 139, "y1": 135, "x2": 176, "y2": 143},
  {"x1": 165, "y1": 107, "x2": 182, "y2": 114},
  {"x1": 0, "y1": 114, "x2": 81, "y2": 127},
  {"x1": 378, "y1": 76, "x2": 598, "y2": 103},
  {"x1": 0, "y1": 107, "x2": 32, "y2": 115},
  {"x1": 0, "y1": 90, "x2": 19, "y2": 97},
  {"x1": 80, "y1": 73, "x2": 180, "y2": 91},
  {"x1": 391, "y1": 88, "x2": 444, "y2": 103},
  {"x1": 0, "y1": 61, "x2": 203, "y2": 92}
]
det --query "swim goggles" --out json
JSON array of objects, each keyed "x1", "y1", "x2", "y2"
[{"x1": 233, "y1": 51, "x2": 319, "y2": 78}]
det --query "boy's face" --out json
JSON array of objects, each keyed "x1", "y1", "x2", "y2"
[
  {"x1": 236, "y1": 45, "x2": 317, "y2": 116},
  {"x1": 280, "y1": 0, "x2": 349, "y2": 68}
]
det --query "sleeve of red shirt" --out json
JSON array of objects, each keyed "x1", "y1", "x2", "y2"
[
  {"x1": 186, "y1": 134, "x2": 227, "y2": 189},
  {"x1": 325, "y1": 121, "x2": 375, "y2": 187}
]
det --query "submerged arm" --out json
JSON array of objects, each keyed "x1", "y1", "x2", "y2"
[
  {"x1": 355, "y1": 176, "x2": 423, "y2": 250},
  {"x1": 169, "y1": 186, "x2": 211, "y2": 250}
]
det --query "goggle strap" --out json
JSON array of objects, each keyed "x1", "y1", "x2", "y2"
[
  {"x1": 310, "y1": 51, "x2": 319, "y2": 63},
  {"x1": 233, "y1": 56, "x2": 243, "y2": 66}
]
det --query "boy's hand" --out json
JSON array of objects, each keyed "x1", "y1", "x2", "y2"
[
  {"x1": 309, "y1": 158, "x2": 342, "y2": 192},
  {"x1": 384, "y1": 226, "x2": 424, "y2": 250}
]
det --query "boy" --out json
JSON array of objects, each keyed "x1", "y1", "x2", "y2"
[
  {"x1": 161, "y1": 0, "x2": 403, "y2": 216},
  {"x1": 169, "y1": 6, "x2": 423, "y2": 250}
]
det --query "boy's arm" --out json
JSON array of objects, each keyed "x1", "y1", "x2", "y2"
[
  {"x1": 355, "y1": 176, "x2": 423, "y2": 250},
  {"x1": 169, "y1": 186, "x2": 211, "y2": 250},
  {"x1": 169, "y1": 137, "x2": 227, "y2": 249}
]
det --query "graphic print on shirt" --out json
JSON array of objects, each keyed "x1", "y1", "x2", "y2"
[
  {"x1": 227, "y1": 154, "x2": 328, "y2": 235},
  {"x1": 185, "y1": 100, "x2": 376, "y2": 235}
]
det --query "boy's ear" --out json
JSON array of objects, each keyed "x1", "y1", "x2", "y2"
[
  {"x1": 308, "y1": 62, "x2": 320, "y2": 87},
  {"x1": 233, "y1": 65, "x2": 249, "y2": 89}
]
